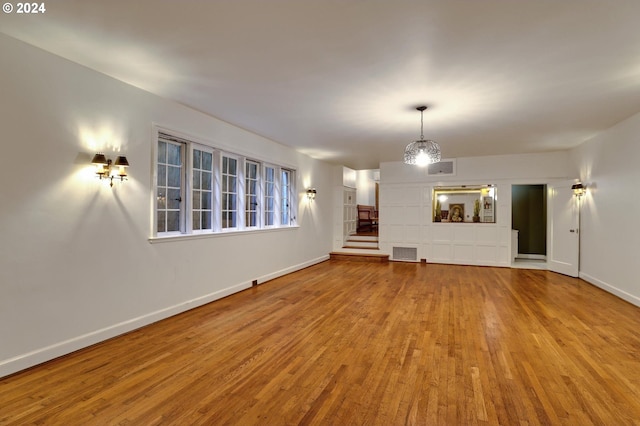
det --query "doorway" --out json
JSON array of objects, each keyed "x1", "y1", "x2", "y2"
[{"x1": 511, "y1": 184, "x2": 547, "y2": 269}]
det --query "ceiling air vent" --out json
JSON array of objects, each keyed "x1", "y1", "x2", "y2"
[
  {"x1": 427, "y1": 159, "x2": 456, "y2": 176},
  {"x1": 393, "y1": 247, "x2": 418, "y2": 261}
]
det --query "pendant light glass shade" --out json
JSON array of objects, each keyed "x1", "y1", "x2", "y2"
[
  {"x1": 403, "y1": 106, "x2": 441, "y2": 166},
  {"x1": 404, "y1": 139, "x2": 441, "y2": 166}
]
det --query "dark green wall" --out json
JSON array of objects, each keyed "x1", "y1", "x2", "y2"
[{"x1": 512, "y1": 185, "x2": 546, "y2": 255}]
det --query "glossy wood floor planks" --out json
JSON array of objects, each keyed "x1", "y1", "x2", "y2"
[{"x1": 2, "y1": 261, "x2": 640, "y2": 425}]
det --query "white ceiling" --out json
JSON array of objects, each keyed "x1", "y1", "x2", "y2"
[{"x1": 3, "y1": 0, "x2": 640, "y2": 169}]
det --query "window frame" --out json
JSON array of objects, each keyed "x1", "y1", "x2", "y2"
[
  {"x1": 280, "y1": 168, "x2": 296, "y2": 227},
  {"x1": 189, "y1": 145, "x2": 215, "y2": 233},
  {"x1": 151, "y1": 128, "x2": 298, "y2": 240},
  {"x1": 221, "y1": 153, "x2": 240, "y2": 231},
  {"x1": 156, "y1": 136, "x2": 186, "y2": 236},
  {"x1": 245, "y1": 159, "x2": 261, "y2": 229},
  {"x1": 263, "y1": 164, "x2": 277, "y2": 228}
]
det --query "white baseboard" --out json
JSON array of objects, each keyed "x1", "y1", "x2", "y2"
[
  {"x1": 257, "y1": 255, "x2": 329, "y2": 284},
  {"x1": 0, "y1": 255, "x2": 329, "y2": 379},
  {"x1": 580, "y1": 272, "x2": 640, "y2": 308}
]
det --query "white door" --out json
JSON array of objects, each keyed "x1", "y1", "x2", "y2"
[
  {"x1": 343, "y1": 187, "x2": 357, "y2": 242},
  {"x1": 547, "y1": 181, "x2": 580, "y2": 277}
]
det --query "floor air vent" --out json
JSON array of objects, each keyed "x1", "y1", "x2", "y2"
[{"x1": 393, "y1": 247, "x2": 418, "y2": 261}]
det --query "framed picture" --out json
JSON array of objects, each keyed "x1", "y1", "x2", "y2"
[
  {"x1": 482, "y1": 196, "x2": 495, "y2": 222},
  {"x1": 449, "y1": 204, "x2": 464, "y2": 222},
  {"x1": 483, "y1": 196, "x2": 493, "y2": 211}
]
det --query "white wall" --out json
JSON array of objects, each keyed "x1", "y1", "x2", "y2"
[
  {"x1": 0, "y1": 35, "x2": 334, "y2": 377},
  {"x1": 379, "y1": 152, "x2": 571, "y2": 265},
  {"x1": 342, "y1": 166, "x2": 356, "y2": 188},
  {"x1": 571, "y1": 112, "x2": 640, "y2": 307},
  {"x1": 356, "y1": 169, "x2": 378, "y2": 206}
]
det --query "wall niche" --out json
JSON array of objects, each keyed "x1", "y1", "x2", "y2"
[{"x1": 433, "y1": 185, "x2": 497, "y2": 223}]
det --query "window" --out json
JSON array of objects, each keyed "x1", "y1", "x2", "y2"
[
  {"x1": 153, "y1": 130, "x2": 296, "y2": 238},
  {"x1": 221, "y1": 155, "x2": 238, "y2": 229},
  {"x1": 157, "y1": 138, "x2": 184, "y2": 233},
  {"x1": 192, "y1": 148, "x2": 213, "y2": 231},
  {"x1": 245, "y1": 160, "x2": 260, "y2": 228},
  {"x1": 264, "y1": 166, "x2": 276, "y2": 227},
  {"x1": 281, "y1": 168, "x2": 293, "y2": 226}
]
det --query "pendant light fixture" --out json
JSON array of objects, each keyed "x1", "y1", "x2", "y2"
[{"x1": 403, "y1": 106, "x2": 441, "y2": 166}]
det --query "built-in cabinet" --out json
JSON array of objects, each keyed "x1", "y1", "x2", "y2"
[{"x1": 379, "y1": 182, "x2": 511, "y2": 266}]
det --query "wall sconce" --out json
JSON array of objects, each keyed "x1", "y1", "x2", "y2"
[
  {"x1": 306, "y1": 188, "x2": 317, "y2": 200},
  {"x1": 91, "y1": 153, "x2": 130, "y2": 187},
  {"x1": 571, "y1": 182, "x2": 585, "y2": 198}
]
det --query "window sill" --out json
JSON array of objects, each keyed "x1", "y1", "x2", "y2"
[{"x1": 148, "y1": 225, "x2": 300, "y2": 244}]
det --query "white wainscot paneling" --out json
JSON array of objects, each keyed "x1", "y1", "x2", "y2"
[
  {"x1": 384, "y1": 190, "x2": 407, "y2": 205},
  {"x1": 499, "y1": 226, "x2": 512, "y2": 243},
  {"x1": 432, "y1": 225, "x2": 452, "y2": 242},
  {"x1": 476, "y1": 226, "x2": 499, "y2": 244},
  {"x1": 422, "y1": 186, "x2": 433, "y2": 203},
  {"x1": 385, "y1": 186, "x2": 422, "y2": 204},
  {"x1": 453, "y1": 225, "x2": 475, "y2": 242},
  {"x1": 497, "y1": 246, "x2": 510, "y2": 264},
  {"x1": 405, "y1": 225, "x2": 421, "y2": 243},
  {"x1": 426, "y1": 223, "x2": 511, "y2": 267},
  {"x1": 403, "y1": 205, "x2": 421, "y2": 224},
  {"x1": 421, "y1": 225, "x2": 431, "y2": 241},
  {"x1": 453, "y1": 243, "x2": 474, "y2": 262},
  {"x1": 421, "y1": 205, "x2": 432, "y2": 221},
  {"x1": 421, "y1": 243, "x2": 432, "y2": 261},
  {"x1": 388, "y1": 225, "x2": 405, "y2": 243},
  {"x1": 387, "y1": 206, "x2": 408, "y2": 224},
  {"x1": 432, "y1": 243, "x2": 452, "y2": 261},
  {"x1": 476, "y1": 244, "x2": 498, "y2": 263},
  {"x1": 403, "y1": 186, "x2": 423, "y2": 202}
]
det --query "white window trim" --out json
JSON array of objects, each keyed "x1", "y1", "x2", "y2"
[
  {"x1": 221, "y1": 152, "x2": 240, "y2": 231},
  {"x1": 155, "y1": 134, "x2": 187, "y2": 235},
  {"x1": 263, "y1": 164, "x2": 278, "y2": 228},
  {"x1": 151, "y1": 126, "x2": 298, "y2": 241},
  {"x1": 189, "y1": 144, "x2": 215, "y2": 234},
  {"x1": 245, "y1": 159, "x2": 262, "y2": 229},
  {"x1": 280, "y1": 167, "x2": 297, "y2": 227},
  {"x1": 149, "y1": 224, "x2": 299, "y2": 244}
]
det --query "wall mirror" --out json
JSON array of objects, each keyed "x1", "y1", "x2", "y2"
[{"x1": 433, "y1": 185, "x2": 497, "y2": 223}]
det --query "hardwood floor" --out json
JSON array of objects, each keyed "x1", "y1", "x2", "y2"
[{"x1": 2, "y1": 261, "x2": 640, "y2": 425}]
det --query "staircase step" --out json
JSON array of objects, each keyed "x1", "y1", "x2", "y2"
[
  {"x1": 342, "y1": 245, "x2": 379, "y2": 250},
  {"x1": 330, "y1": 252, "x2": 389, "y2": 263},
  {"x1": 344, "y1": 240, "x2": 378, "y2": 247},
  {"x1": 346, "y1": 239, "x2": 378, "y2": 244},
  {"x1": 347, "y1": 236, "x2": 379, "y2": 242}
]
